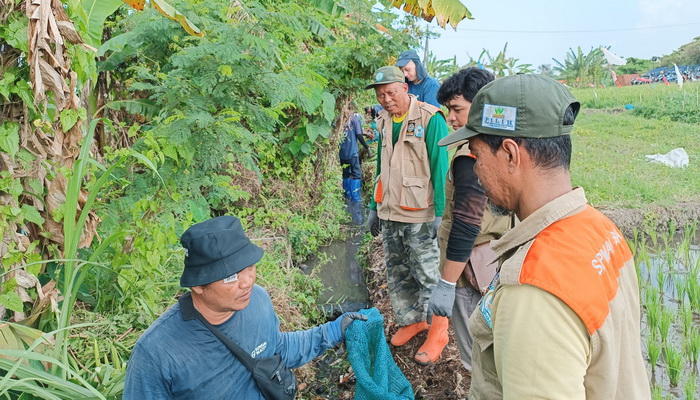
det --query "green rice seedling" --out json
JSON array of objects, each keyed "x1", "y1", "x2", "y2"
[
  {"x1": 648, "y1": 228, "x2": 658, "y2": 247},
  {"x1": 675, "y1": 275, "x2": 687, "y2": 304},
  {"x1": 666, "y1": 220, "x2": 676, "y2": 244},
  {"x1": 664, "y1": 247, "x2": 675, "y2": 274},
  {"x1": 659, "y1": 309, "x2": 674, "y2": 344},
  {"x1": 688, "y1": 221, "x2": 698, "y2": 237},
  {"x1": 647, "y1": 334, "x2": 661, "y2": 374},
  {"x1": 651, "y1": 383, "x2": 663, "y2": 400},
  {"x1": 664, "y1": 344, "x2": 684, "y2": 387},
  {"x1": 687, "y1": 277, "x2": 700, "y2": 313},
  {"x1": 645, "y1": 285, "x2": 658, "y2": 305},
  {"x1": 646, "y1": 293, "x2": 662, "y2": 333},
  {"x1": 636, "y1": 244, "x2": 652, "y2": 283},
  {"x1": 655, "y1": 261, "x2": 667, "y2": 292},
  {"x1": 688, "y1": 327, "x2": 700, "y2": 366},
  {"x1": 676, "y1": 223, "x2": 695, "y2": 264},
  {"x1": 629, "y1": 228, "x2": 640, "y2": 254},
  {"x1": 684, "y1": 371, "x2": 698, "y2": 400},
  {"x1": 682, "y1": 304, "x2": 693, "y2": 337}
]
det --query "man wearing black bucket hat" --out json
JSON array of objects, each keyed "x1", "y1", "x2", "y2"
[{"x1": 124, "y1": 216, "x2": 367, "y2": 399}]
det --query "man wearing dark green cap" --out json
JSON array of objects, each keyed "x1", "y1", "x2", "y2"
[
  {"x1": 365, "y1": 66, "x2": 450, "y2": 364},
  {"x1": 439, "y1": 74, "x2": 650, "y2": 399},
  {"x1": 124, "y1": 215, "x2": 367, "y2": 399}
]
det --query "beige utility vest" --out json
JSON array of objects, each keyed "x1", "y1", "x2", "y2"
[
  {"x1": 438, "y1": 142, "x2": 512, "y2": 287},
  {"x1": 373, "y1": 95, "x2": 443, "y2": 223}
]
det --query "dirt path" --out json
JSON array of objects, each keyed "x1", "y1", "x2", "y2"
[
  {"x1": 598, "y1": 203, "x2": 700, "y2": 238},
  {"x1": 363, "y1": 236, "x2": 470, "y2": 400}
]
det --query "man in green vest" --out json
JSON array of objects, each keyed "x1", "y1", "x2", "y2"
[
  {"x1": 366, "y1": 66, "x2": 449, "y2": 364},
  {"x1": 428, "y1": 67, "x2": 512, "y2": 374}
]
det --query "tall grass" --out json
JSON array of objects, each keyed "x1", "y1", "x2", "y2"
[
  {"x1": 571, "y1": 111, "x2": 700, "y2": 208},
  {"x1": 571, "y1": 82, "x2": 700, "y2": 125},
  {"x1": 0, "y1": 119, "x2": 161, "y2": 398}
]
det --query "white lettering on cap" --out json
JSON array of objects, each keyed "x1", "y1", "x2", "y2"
[{"x1": 482, "y1": 104, "x2": 517, "y2": 131}]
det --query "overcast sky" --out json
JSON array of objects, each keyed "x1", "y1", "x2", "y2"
[{"x1": 411, "y1": 0, "x2": 700, "y2": 69}]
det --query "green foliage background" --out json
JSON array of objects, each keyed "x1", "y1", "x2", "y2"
[{"x1": 0, "y1": 0, "x2": 418, "y2": 397}]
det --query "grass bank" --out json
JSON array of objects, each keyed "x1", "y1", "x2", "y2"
[{"x1": 571, "y1": 110, "x2": 700, "y2": 208}]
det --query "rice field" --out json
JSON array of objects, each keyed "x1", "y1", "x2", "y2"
[{"x1": 631, "y1": 222, "x2": 700, "y2": 399}]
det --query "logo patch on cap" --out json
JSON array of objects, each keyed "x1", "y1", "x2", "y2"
[
  {"x1": 482, "y1": 104, "x2": 516, "y2": 131},
  {"x1": 375, "y1": 72, "x2": 384, "y2": 81}
]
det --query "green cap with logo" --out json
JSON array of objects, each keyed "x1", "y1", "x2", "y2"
[
  {"x1": 365, "y1": 66, "x2": 406, "y2": 89},
  {"x1": 439, "y1": 74, "x2": 580, "y2": 147}
]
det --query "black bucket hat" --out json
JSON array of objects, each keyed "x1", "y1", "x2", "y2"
[{"x1": 180, "y1": 216, "x2": 264, "y2": 287}]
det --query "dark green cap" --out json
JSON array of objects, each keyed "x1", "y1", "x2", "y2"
[
  {"x1": 439, "y1": 74, "x2": 580, "y2": 146},
  {"x1": 365, "y1": 66, "x2": 406, "y2": 89}
]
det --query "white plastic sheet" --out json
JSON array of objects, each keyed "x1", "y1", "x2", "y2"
[{"x1": 645, "y1": 148, "x2": 689, "y2": 168}]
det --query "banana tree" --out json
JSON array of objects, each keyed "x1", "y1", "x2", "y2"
[
  {"x1": 389, "y1": 0, "x2": 473, "y2": 29},
  {"x1": 553, "y1": 46, "x2": 606, "y2": 87},
  {"x1": 0, "y1": 0, "x2": 201, "y2": 324},
  {"x1": 310, "y1": 0, "x2": 474, "y2": 30}
]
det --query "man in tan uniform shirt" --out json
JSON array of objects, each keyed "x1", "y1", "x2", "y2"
[{"x1": 440, "y1": 74, "x2": 650, "y2": 399}]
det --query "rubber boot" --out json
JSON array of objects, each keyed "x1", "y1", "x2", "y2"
[
  {"x1": 349, "y1": 179, "x2": 362, "y2": 202},
  {"x1": 349, "y1": 179, "x2": 363, "y2": 224},
  {"x1": 414, "y1": 316, "x2": 450, "y2": 365},
  {"x1": 390, "y1": 321, "x2": 429, "y2": 347},
  {"x1": 342, "y1": 178, "x2": 352, "y2": 213},
  {"x1": 342, "y1": 178, "x2": 351, "y2": 201},
  {"x1": 350, "y1": 201, "x2": 364, "y2": 225}
]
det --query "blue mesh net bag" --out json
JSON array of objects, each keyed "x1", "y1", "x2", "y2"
[{"x1": 345, "y1": 308, "x2": 414, "y2": 400}]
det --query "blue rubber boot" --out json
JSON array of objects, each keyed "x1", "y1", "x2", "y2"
[
  {"x1": 349, "y1": 179, "x2": 362, "y2": 202},
  {"x1": 349, "y1": 179, "x2": 363, "y2": 225},
  {"x1": 342, "y1": 178, "x2": 351, "y2": 201}
]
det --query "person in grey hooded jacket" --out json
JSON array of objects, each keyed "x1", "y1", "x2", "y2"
[{"x1": 396, "y1": 50, "x2": 441, "y2": 107}]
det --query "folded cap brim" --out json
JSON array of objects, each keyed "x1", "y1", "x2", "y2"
[
  {"x1": 365, "y1": 79, "x2": 404, "y2": 90},
  {"x1": 438, "y1": 125, "x2": 480, "y2": 147},
  {"x1": 395, "y1": 58, "x2": 410, "y2": 67}
]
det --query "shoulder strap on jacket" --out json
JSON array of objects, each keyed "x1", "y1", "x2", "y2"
[{"x1": 178, "y1": 292, "x2": 255, "y2": 371}]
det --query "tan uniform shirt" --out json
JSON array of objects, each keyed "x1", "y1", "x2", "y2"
[{"x1": 468, "y1": 188, "x2": 651, "y2": 399}]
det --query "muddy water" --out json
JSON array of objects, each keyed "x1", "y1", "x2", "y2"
[
  {"x1": 302, "y1": 228, "x2": 370, "y2": 315},
  {"x1": 638, "y1": 244, "x2": 700, "y2": 398}
]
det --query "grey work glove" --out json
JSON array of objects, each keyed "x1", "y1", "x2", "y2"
[
  {"x1": 427, "y1": 279, "x2": 456, "y2": 324},
  {"x1": 431, "y1": 216, "x2": 442, "y2": 239},
  {"x1": 332, "y1": 312, "x2": 369, "y2": 342},
  {"x1": 368, "y1": 210, "x2": 381, "y2": 237}
]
